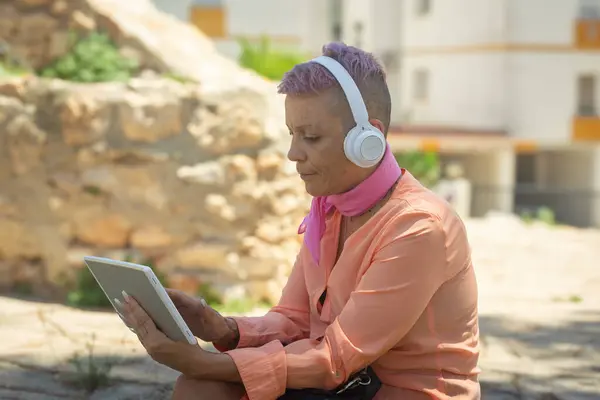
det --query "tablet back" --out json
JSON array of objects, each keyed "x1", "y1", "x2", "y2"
[{"x1": 83, "y1": 256, "x2": 196, "y2": 344}]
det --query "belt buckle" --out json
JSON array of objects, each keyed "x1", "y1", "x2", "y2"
[{"x1": 335, "y1": 369, "x2": 372, "y2": 395}]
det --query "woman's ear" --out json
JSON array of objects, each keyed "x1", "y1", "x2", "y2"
[{"x1": 369, "y1": 118, "x2": 385, "y2": 134}]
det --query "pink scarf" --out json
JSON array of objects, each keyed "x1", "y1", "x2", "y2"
[{"x1": 298, "y1": 143, "x2": 402, "y2": 265}]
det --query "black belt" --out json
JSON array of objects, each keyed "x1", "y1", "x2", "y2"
[{"x1": 278, "y1": 366, "x2": 381, "y2": 399}]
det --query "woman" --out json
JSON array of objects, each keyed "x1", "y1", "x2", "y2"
[{"x1": 122, "y1": 42, "x2": 480, "y2": 399}]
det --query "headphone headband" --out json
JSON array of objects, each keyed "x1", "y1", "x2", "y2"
[{"x1": 310, "y1": 56, "x2": 370, "y2": 127}]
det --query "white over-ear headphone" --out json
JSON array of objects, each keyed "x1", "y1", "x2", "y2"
[{"x1": 310, "y1": 55, "x2": 386, "y2": 168}]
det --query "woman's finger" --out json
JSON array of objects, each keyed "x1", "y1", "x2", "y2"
[{"x1": 123, "y1": 291, "x2": 161, "y2": 342}]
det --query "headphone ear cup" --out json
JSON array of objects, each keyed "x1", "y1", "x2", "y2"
[
  {"x1": 344, "y1": 126, "x2": 386, "y2": 168},
  {"x1": 343, "y1": 127, "x2": 359, "y2": 166}
]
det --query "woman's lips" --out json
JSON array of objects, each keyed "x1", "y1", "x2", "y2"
[{"x1": 299, "y1": 173, "x2": 315, "y2": 180}]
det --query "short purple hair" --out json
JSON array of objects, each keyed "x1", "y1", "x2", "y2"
[{"x1": 278, "y1": 42, "x2": 391, "y2": 134}]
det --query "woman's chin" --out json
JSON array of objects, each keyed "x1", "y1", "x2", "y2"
[{"x1": 303, "y1": 181, "x2": 325, "y2": 197}]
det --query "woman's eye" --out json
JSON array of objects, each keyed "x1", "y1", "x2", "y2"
[{"x1": 305, "y1": 136, "x2": 319, "y2": 142}]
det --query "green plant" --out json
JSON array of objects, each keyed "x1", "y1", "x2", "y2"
[
  {"x1": 536, "y1": 206, "x2": 556, "y2": 225},
  {"x1": 66, "y1": 267, "x2": 112, "y2": 309},
  {"x1": 0, "y1": 61, "x2": 30, "y2": 77},
  {"x1": 519, "y1": 206, "x2": 556, "y2": 226},
  {"x1": 37, "y1": 311, "x2": 117, "y2": 394},
  {"x1": 0, "y1": 39, "x2": 32, "y2": 79},
  {"x1": 163, "y1": 72, "x2": 197, "y2": 84},
  {"x1": 67, "y1": 334, "x2": 115, "y2": 393},
  {"x1": 197, "y1": 282, "x2": 224, "y2": 306},
  {"x1": 213, "y1": 298, "x2": 271, "y2": 314},
  {"x1": 197, "y1": 282, "x2": 272, "y2": 314},
  {"x1": 0, "y1": 40, "x2": 32, "y2": 77},
  {"x1": 12, "y1": 281, "x2": 33, "y2": 296},
  {"x1": 395, "y1": 151, "x2": 441, "y2": 187},
  {"x1": 552, "y1": 294, "x2": 583, "y2": 303},
  {"x1": 238, "y1": 35, "x2": 307, "y2": 81},
  {"x1": 66, "y1": 256, "x2": 167, "y2": 309},
  {"x1": 39, "y1": 31, "x2": 138, "y2": 82}
]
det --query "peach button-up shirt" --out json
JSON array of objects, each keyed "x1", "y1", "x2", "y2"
[{"x1": 224, "y1": 171, "x2": 480, "y2": 399}]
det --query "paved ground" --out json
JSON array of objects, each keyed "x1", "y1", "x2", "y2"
[{"x1": 1, "y1": 214, "x2": 599, "y2": 399}]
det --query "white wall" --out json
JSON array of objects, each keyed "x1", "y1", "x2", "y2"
[
  {"x1": 507, "y1": 53, "x2": 600, "y2": 142},
  {"x1": 225, "y1": 0, "x2": 309, "y2": 40},
  {"x1": 211, "y1": 0, "x2": 329, "y2": 61},
  {"x1": 371, "y1": 0, "x2": 403, "y2": 124},
  {"x1": 400, "y1": 53, "x2": 508, "y2": 129},
  {"x1": 399, "y1": 0, "x2": 510, "y2": 129},
  {"x1": 154, "y1": 0, "x2": 193, "y2": 20},
  {"x1": 304, "y1": 0, "x2": 331, "y2": 54},
  {"x1": 401, "y1": 0, "x2": 509, "y2": 48},
  {"x1": 341, "y1": 0, "x2": 373, "y2": 48},
  {"x1": 506, "y1": 0, "x2": 591, "y2": 44},
  {"x1": 398, "y1": 0, "x2": 600, "y2": 142}
]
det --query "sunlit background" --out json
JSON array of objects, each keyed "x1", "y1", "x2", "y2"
[{"x1": 0, "y1": 0, "x2": 599, "y2": 398}]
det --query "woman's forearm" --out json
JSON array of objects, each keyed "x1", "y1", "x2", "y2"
[{"x1": 189, "y1": 347, "x2": 243, "y2": 383}]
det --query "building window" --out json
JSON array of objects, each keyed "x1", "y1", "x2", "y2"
[
  {"x1": 577, "y1": 74, "x2": 597, "y2": 116},
  {"x1": 416, "y1": 0, "x2": 432, "y2": 16},
  {"x1": 353, "y1": 21, "x2": 364, "y2": 48},
  {"x1": 330, "y1": 0, "x2": 343, "y2": 41},
  {"x1": 579, "y1": 0, "x2": 600, "y2": 20},
  {"x1": 413, "y1": 69, "x2": 429, "y2": 102}
]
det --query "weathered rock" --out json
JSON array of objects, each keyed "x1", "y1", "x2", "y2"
[
  {"x1": 130, "y1": 225, "x2": 174, "y2": 250},
  {"x1": 0, "y1": 78, "x2": 29, "y2": 99},
  {"x1": 0, "y1": 0, "x2": 311, "y2": 303},
  {"x1": 174, "y1": 242, "x2": 233, "y2": 270},
  {"x1": 187, "y1": 94, "x2": 267, "y2": 155},
  {"x1": 0, "y1": 96, "x2": 28, "y2": 126},
  {"x1": 120, "y1": 91, "x2": 182, "y2": 143},
  {"x1": 58, "y1": 90, "x2": 112, "y2": 146},
  {"x1": 71, "y1": 208, "x2": 133, "y2": 248},
  {"x1": 0, "y1": 218, "x2": 41, "y2": 260},
  {"x1": 6, "y1": 114, "x2": 47, "y2": 175}
]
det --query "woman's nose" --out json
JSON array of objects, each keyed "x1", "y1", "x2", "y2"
[{"x1": 287, "y1": 137, "x2": 306, "y2": 162}]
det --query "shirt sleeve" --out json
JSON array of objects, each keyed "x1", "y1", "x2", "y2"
[
  {"x1": 214, "y1": 252, "x2": 311, "y2": 352},
  {"x1": 225, "y1": 213, "x2": 449, "y2": 400}
]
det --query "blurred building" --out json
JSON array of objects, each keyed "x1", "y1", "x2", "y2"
[
  {"x1": 395, "y1": 0, "x2": 600, "y2": 228},
  {"x1": 153, "y1": 0, "x2": 600, "y2": 228}
]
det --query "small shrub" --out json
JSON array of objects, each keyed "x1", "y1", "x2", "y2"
[
  {"x1": 238, "y1": 35, "x2": 307, "y2": 81},
  {"x1": 536, "y1": 206, "x2": 556, "y2": 225},
  {"x1": 40, "y1": 32, "x2": 138, "y2": 82},
  {"x1": 395, "y1": 151, "x2": 441, "y2": 187},
  {"x1": 66, "y1": 267, "x2": 112, "y2": 309},
  {"x1": 519, "y1": 206, "x2": 556, "y2": 226},
  {"x1": 197, "y1": 282, "x2": 272, "y2": 314},
  {"x1": 197, "y1": 282, "x2": 224, "y2": 306},
  {"x1": 38, "y1": 312, "x2": 118, "y2": 393},
  {"x1": 66, "y1": 256, "x2": 167, "y2": 309},
  {"x1": 0, "y1": 40, "x2": 32, "y2": 77},
  {"x1": 213, "y1": 298, "x2": 271, "y2": 314},
  {"x1": 0, "y1": 61, "x2": 30, "y2": 78},
  {"x1": 66, "y1": 334, "x2": 115, "y2": 393}
]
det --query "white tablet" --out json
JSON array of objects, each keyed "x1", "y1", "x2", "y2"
[{"x1": 82, "y1": 256, "x2": 197, "y2": 345}]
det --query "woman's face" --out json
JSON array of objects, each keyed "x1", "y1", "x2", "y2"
[{"x1": 285, "y1": 91, "x2": 382, "y2": 197}]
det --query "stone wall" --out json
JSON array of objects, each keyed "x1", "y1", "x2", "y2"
[{"x1": 0, "y1": 0, "x2": 311, "y2": 303}]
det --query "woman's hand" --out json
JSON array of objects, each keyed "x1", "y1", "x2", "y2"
[
  {"x1": 121, "y1": 292, "x2": 206, "y2": 375},
  {"x1": 166, "y1": 288, "x2": 238, "y2": 345}
]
